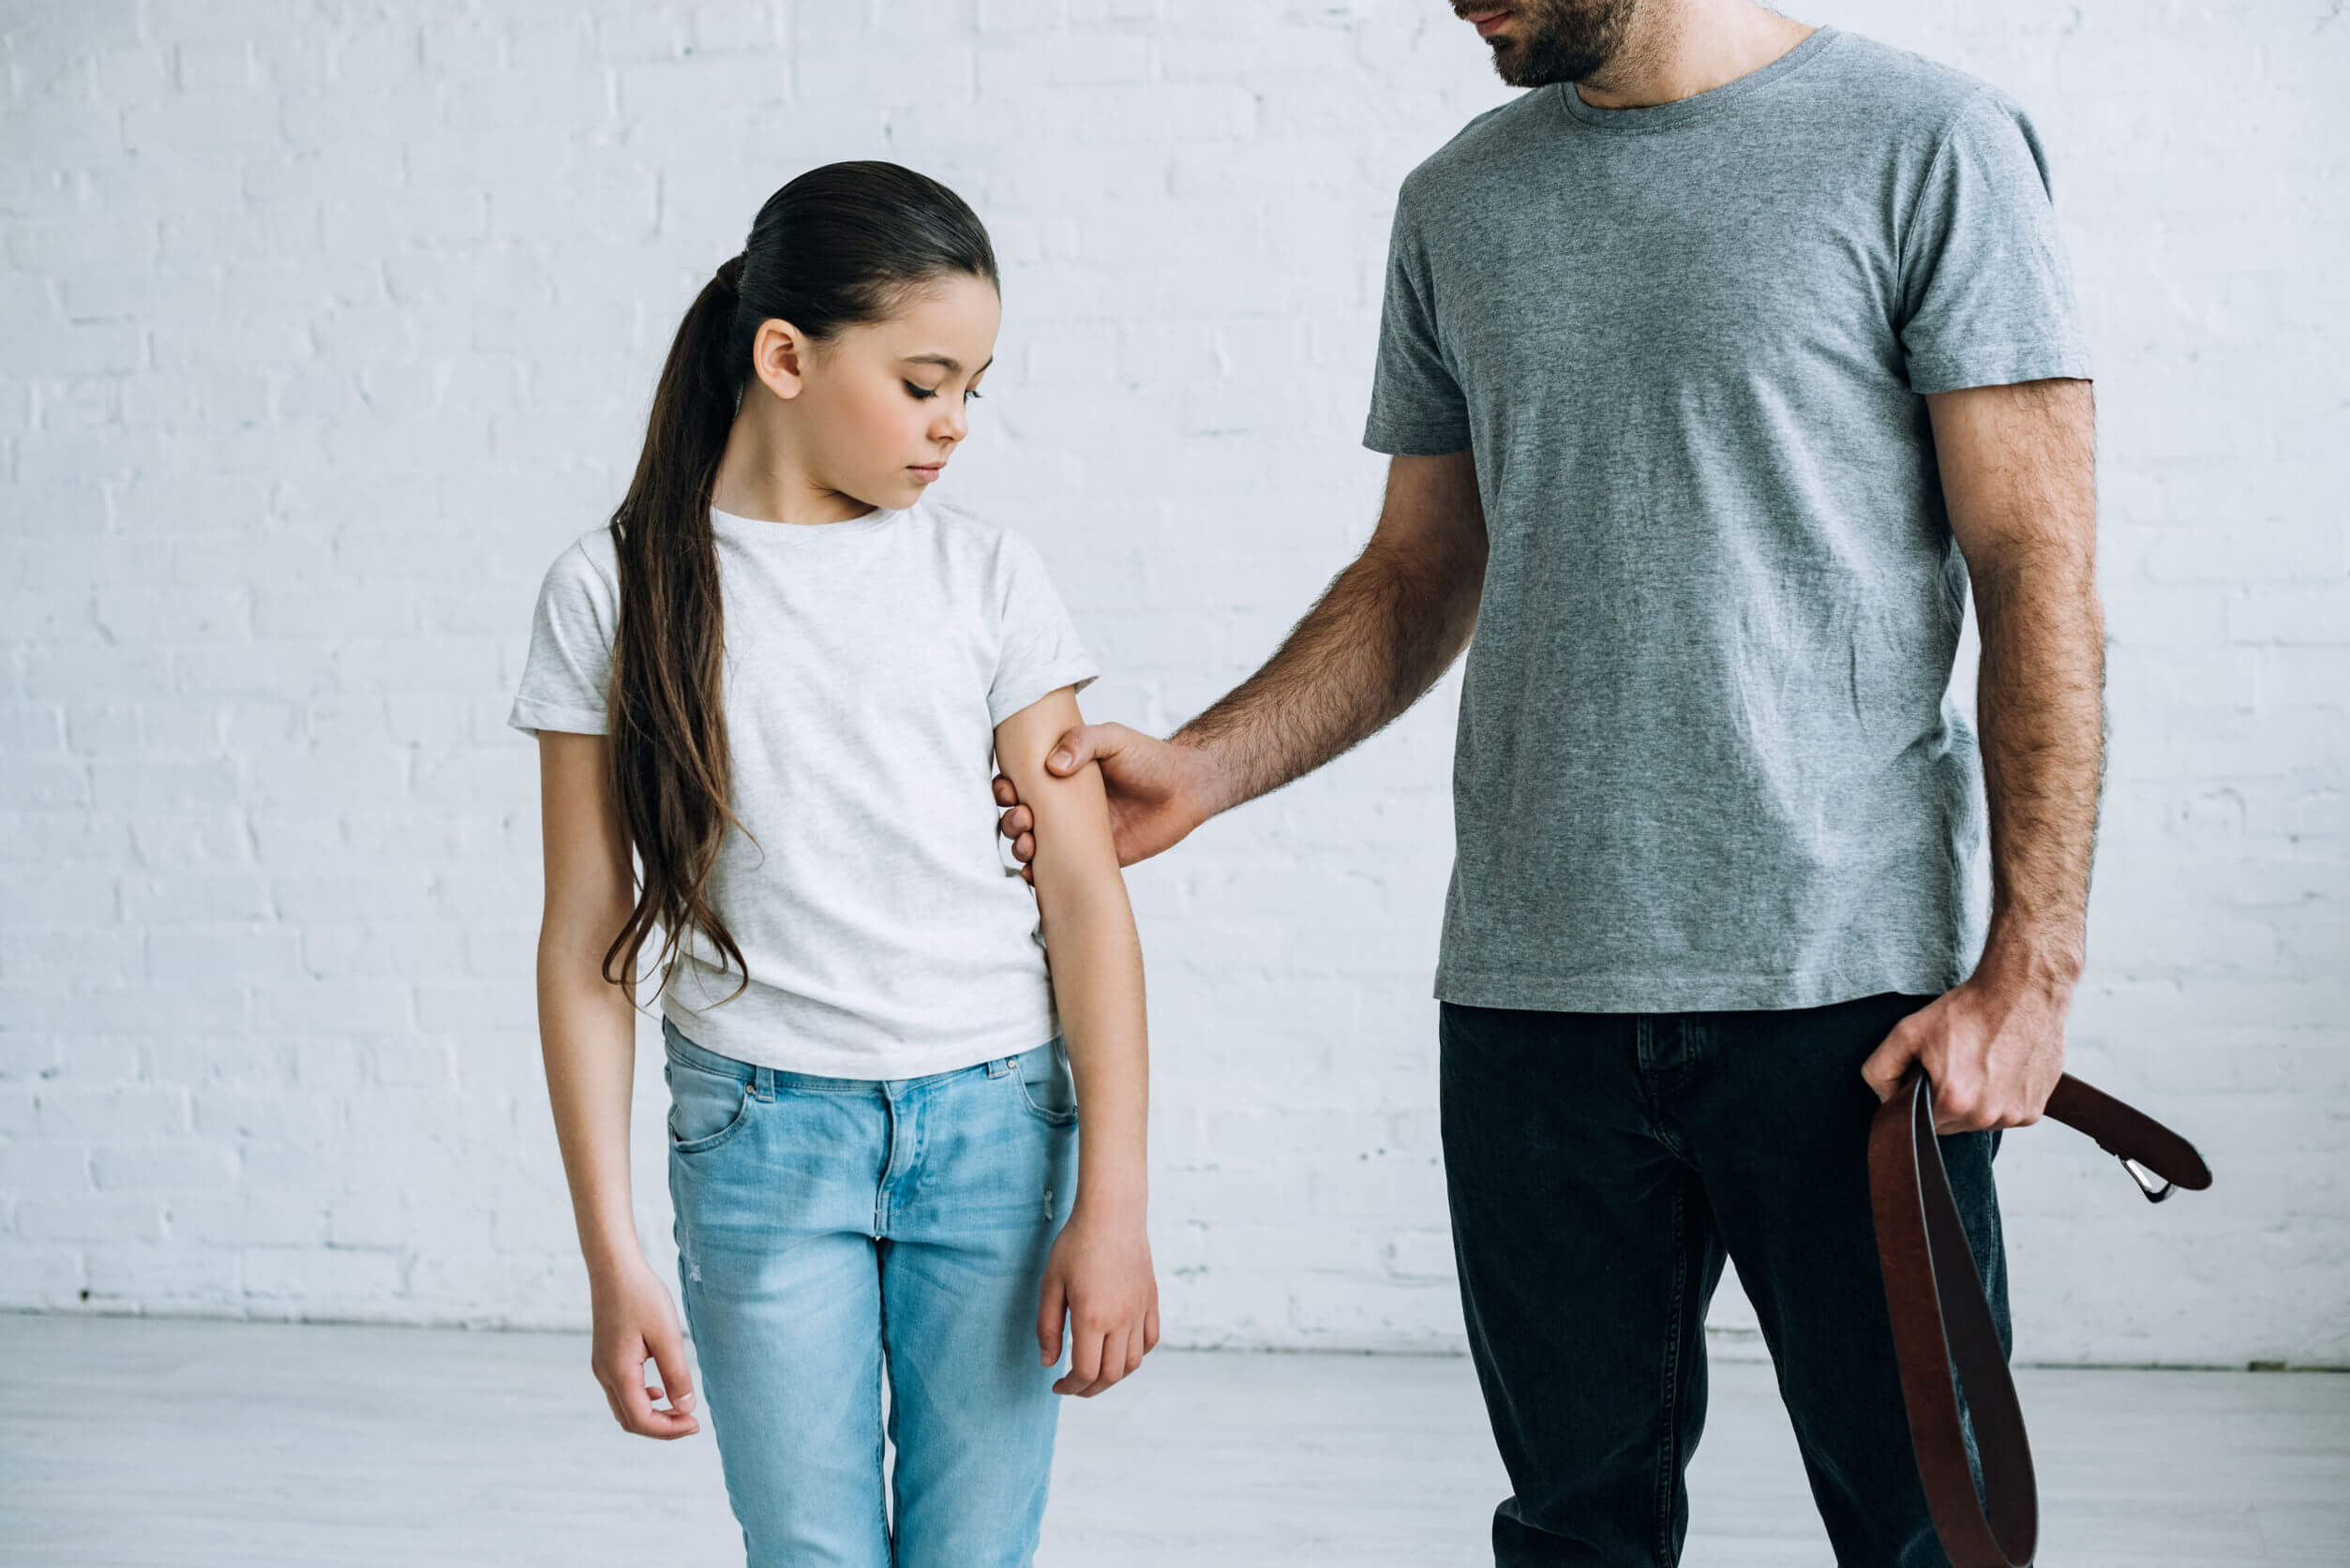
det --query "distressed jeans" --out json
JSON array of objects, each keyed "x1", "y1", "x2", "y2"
[
  {"x1": 662, "y1": 1014, "x2": 1080, "y2": 1568},
  {"x1": 1438, "y1": 989, "x2": 2008, "y2": 1567}
]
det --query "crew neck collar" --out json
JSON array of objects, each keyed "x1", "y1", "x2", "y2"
[
  {"x1": 710, "y1": 500, "x2": 903, "y2": 540},
  {"x1": 1555, "y1": 23, "x2": 1838, "y2": 133}
]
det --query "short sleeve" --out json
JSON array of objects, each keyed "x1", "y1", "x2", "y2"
[
  {"x1": 1894, "y1": 88, "x2": 2093, "y2": 395},
  {"x1": 987, "y1": 530, "x2": 1100, "y2": 728},
  {"x1": 506, "y1": 539, "x2": 617, "y2": 737},
  {"x1": 1362, "y1": 181, "x2": 1474, "y2": 455}
]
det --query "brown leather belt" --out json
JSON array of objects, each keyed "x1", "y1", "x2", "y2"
[{"x1": 1868, "y1": 1070, "x2": 2213, "y2": 1568}]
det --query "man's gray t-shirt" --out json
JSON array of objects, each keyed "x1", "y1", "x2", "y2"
[{"x1": 1362, "y1": 24, "x2": 2091, "y2": 1012}]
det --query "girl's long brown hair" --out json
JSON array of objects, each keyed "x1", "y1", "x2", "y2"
[{"x1": 595, "y1": 161, "x2": 999, "y2": 1007}]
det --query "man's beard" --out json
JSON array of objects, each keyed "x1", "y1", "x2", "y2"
[{"x1": 1489, "y1": 0, "x2": 1639, "y2": 88}]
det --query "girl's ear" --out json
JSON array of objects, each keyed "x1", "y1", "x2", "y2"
[{"x1": 748, "y1": 318, "x2": 814, "y2": 401}]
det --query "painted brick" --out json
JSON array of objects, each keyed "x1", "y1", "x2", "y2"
[{"x1": 0, "y1": 0, "x2": 2340, "y2": 1369}]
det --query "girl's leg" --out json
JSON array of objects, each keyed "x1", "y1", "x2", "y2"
[
  {"x1": 878, "y1": 1039, "x2": 1080, "y2": 1568},
  {"x1": 664, "y1": 1020, "x2": 893, "y2": 1568}
]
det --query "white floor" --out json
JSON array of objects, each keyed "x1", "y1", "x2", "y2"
[{"x1": 2, "y1": 1313, "x2": 2343, "y2": 1566}]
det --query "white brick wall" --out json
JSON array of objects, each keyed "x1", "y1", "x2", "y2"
[{"x1": 3, "y1": 1, "x2": 2343, "y2": 1366}]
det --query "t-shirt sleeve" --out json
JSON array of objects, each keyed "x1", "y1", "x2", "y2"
[
  {"x1": 1361, "y1": 179, "x2": 1474, "y2": 455},
  {"x1": 1894, "y1": 87, "x2": 2093, "y2": 395},
  {"x1": 986, "y1": 530, "x2": 1100, "y2": 729},
  {"x1": 506, "y1": 540, "x2": 617, "y2": 737}
]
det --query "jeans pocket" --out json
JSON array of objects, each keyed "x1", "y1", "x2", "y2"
[
  {"x1": 1013, "y1": 1037, "x2": 1078, "y2": 1126},
  {"x1": 666, "y1": 1053, "x2": 755, "y2": 1155}
]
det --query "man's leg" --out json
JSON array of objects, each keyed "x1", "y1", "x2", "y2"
[
  {"x1": 1440, "y1": 1000, "x2": 1728, "y2": 1568},
  {"x1": 1676, "y1": 990, "x2": 2008, "y2": 1568}
]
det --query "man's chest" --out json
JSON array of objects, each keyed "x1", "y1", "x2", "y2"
[{"x1": 1425, "y1": 148, "x2": 1908, "y2": 402}]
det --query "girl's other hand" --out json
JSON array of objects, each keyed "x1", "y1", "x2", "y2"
[
  {"x1": 1036, "y1": 1204, "x2": 1160, "y2": 1396},
  {"x1": 590, "y1": 1258, "x2": 701, "y2": 1439}
]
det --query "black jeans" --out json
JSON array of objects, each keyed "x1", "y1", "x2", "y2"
[{"x1": 1439, "y1": 990, "x2": 2008, "y2": 1568}]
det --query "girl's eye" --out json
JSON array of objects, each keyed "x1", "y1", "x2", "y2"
[{"x1": 903, "y1": 381, "x2": 984, "y2": 402}]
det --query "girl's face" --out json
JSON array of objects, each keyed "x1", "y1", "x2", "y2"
[{"x1": 758, "y1": 271, "x2": 1001, "y2": 514}]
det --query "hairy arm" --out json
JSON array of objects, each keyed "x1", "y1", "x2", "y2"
[
  {"x1": 1178, "y1": 448, "x2": 1489, "y2": 815},
  {"x1": 994, "y1": 685, "x2": 1158, "y2": 1395},
  {"x1": 1944, "y1": 376, "x2": 2105, "y2": 984},
  {"x1": 994, "y1": 450, "x2": 1489, "y2": 879},
  {"x1": 1862, "y1": 376, "x2": 2104, "y2": 1128}
]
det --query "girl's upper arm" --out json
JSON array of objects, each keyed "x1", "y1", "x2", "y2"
[
  {"x1": 535, "y1": 730, "x2": 636, "y2": 945},
  {"x1": 992, "y1": 685, "x2": 1118, "y2": 885}
]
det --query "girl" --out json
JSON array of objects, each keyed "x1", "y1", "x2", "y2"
[{"x1": 505, "y1": 160, "x2": 1157, "y2": 1568}]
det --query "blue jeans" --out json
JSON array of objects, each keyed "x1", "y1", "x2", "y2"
[
  {"x1": 1438, "y1": 990, "x2": 2008, "y2": 1567},
  {"x1": 662, "y1": 1015, "x2": 1080, "y2": 1568}
]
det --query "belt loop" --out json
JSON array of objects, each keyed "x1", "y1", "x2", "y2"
[
  {"x1": 754, "y1": 1064, "x2": 775, "y2": 1098},
  {"x1": 985, "y1": 1056, "x2": 1012, "y2": 1078}
]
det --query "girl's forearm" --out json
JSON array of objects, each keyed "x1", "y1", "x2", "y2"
[
  {"x1": 1036, "y1": 881, "x2": 1149, "y2": 1214},
  {"x1": 535, "y1": 951, "x2": 648, "y2": 1277}
]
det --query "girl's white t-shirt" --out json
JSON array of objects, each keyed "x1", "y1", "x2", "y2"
[{"x1": 506, "y1": 499, "x2": 1100, "y2": 1080}]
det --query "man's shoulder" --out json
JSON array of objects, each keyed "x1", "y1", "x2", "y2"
[
  {"x1": 1816, "y1": 29, "x2": 2031, "y2": 140},
  {"x1": 1396, "y1": 90, "x2": 1550, "y2": 210}
]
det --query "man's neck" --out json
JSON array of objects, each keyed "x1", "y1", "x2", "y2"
[{"x1": 1573, "y1": 0, "x2": 1817, "y2": 112}]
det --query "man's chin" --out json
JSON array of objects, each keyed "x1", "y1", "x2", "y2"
[
  {"x1": 1489, "y1": 39, "x2": 1597, "y2": 90},
  {"x1": 1483, "y1": 1, "x2": 1633, "y2": 89}
]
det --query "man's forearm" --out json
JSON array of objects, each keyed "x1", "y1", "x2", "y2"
[
  {"x1": 1173, "y1": 515, "x2": 1484, "y2": 819},
  {"x1": 1923, "y1": 377, "x2": 2103, "y2": 997},
  {"x1": 1971, "y1": 560, "x2": 2104, "y2": 989}
]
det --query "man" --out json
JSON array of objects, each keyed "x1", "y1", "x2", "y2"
[{"x1": 992, "y1": 1, "x2": 2103, "y2": 1561}]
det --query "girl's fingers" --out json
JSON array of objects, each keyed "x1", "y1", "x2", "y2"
[
  {"x1": 1070, "y1": 1326, "x2": 1119, "y2": 1397},
  {"x1": 1090, "y1": 1326, "x2": 1131, "y2": 1395},
  {"x1": 603, "y1": 1337, "x2": 699, "y2": 1440},
  {"x1": 616, "y1": 1354, "x2": 659, "y2": 1432},
  {"x1": 643, "y1": 1384, "x2": 699, "y2": 1434},
  {"x1": 647, "y1": 1321, "x2": 698, "y2": 1417},
  {"x1": 1143, "y1": 1300, "x2": 1160, "y2": 1353},
  {"x1": 1037, "y1": 1275, "x2": 1068, "y2": 1366},
  {"x1": 1057, "y1": 1324, "x2": 1104, "y2": 1395}
]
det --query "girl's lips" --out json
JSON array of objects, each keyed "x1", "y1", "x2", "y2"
[{"x1": 909, "y1": 464, "x2": 944, "y2": 482}]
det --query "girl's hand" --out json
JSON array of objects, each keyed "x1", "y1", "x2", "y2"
[
  {"x1": 589, "y1": 1257, "x2": 700, "y2": 1439},
  {"x1": 1036, "y1": 1203, "x2": 1160, "y2": 1396}
]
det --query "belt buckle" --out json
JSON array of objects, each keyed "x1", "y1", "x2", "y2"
[{"x1": 2118, "y1": 1154, "x2": 2175, "y2": 1203}]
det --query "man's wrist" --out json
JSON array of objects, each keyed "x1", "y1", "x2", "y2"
[
  {"x1": 1974, "y1": 924, "x2": 2086, "y2": 994},
  {"x1": 1165, "y1": 726, "x2": 1235, "y2": 824}
]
